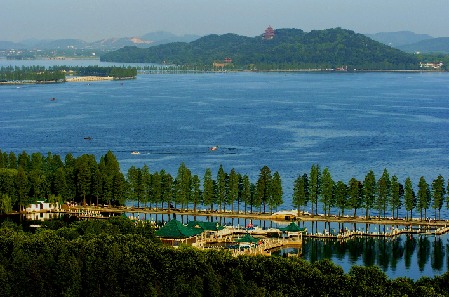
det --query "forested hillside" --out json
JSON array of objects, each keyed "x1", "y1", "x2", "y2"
[
  {"x1": 0, "y1": 218, "x2": 448, "y2": 296},
  {"x1": 2, "y1": 149, "x2": 449, "y2": 223},
  {"x1": 101, "y1": 28, "x2": 420, "y2": 70},
  {"x1": 398, "y1": 37, "x2": 449, "y2": 54}
]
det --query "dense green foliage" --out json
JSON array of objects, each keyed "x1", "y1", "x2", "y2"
[
  {"x1": 291, "y1": 166, "x2": 449, "y2": 220},
  {"x1": 0, "y1": 150, "x2": 126, "y2": 211},
  {"x1": 0, "y1": 218, "x2": 448, "y2": 296},
  {"x1": 2, "y1": 149, "x2": 449, "y2": 221},
  {"x1": 0, "y1": 65, "x2": 137, "y2": 83},
  {"x1": 0, "y1": 66, "x2": 65, "y2": 82},
  {"x1": 72, "y1": 65, "x2": 137, "y2": 78},
  {"x1": 399, "y1": 37, "x2": 449, "y2": 54},
  {"x1": 101, "y1": 28, "x2": 420, "y2": 70}
]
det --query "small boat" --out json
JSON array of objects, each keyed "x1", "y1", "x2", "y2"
[
  {"x1": 84, "y1": 136, "x2": 92, "y2": 140},
  {"x1": 131, "y1": 151, "x2": 140, "y2": 155},
  {"x1": 209, "y1": 146, "x2": 218, "y2": 151},
  {"x1": 50, "y1": 97, "x2": 56, "y2": 101}
]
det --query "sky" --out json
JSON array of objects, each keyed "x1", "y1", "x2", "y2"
[{"x1": 2, "y1": 0, "x2": 449, "y2": 42}]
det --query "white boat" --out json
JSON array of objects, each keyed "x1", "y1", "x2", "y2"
[
  {"x1": 131, "y1": 151, "x2": 140, "y2": 155},
  {"x1": 210, "y1": 146, "x2": 218, "y2": 151}
]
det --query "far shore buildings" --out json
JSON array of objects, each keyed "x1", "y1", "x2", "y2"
[
  {"x1": 420, "y1": 62, "x2": 444, "y2": 70},
  {"x1": 213, "y1": 26, "x2": 275, "y2": 69},
  {"x1": 25, "y1": 200, "x2": 60, "y2": 213}
]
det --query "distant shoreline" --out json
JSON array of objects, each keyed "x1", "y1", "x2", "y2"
[
  {"x1": 0, "y1": 70, "x2": 444, "y2": 85},
  {"x1": 0, "y1": 75, "x2": 135, "y2": 85},
  {"x1": 49, "y1": 205, "x2": 449, "y2": 228}
]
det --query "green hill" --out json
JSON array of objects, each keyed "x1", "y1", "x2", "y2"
[
  {"x1": 100, "y1": 28, "x2": 419, "y2": 70},
  {"x1": 366, "y1": 31, "x2": 434, "y2": 47},
  {"x1": 398, "y1": 37, "x2": 449, "y2": 54}
]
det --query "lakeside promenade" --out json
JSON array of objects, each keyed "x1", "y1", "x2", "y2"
[{"x1": 62, "y1": 205, "x2": 449, "y2": 228}]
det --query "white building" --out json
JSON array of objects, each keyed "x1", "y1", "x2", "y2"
[{"x1": 25, "y1": 201, "x2": 60, "y2": 213}]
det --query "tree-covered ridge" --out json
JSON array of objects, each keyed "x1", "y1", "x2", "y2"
[
  {"x1": 2, "y1": 149, "x2": 449, "y2": 223},
  {"x1": 0, "y1": 150, "x2": 126, "y2": 212},
  {"x1": 0, "y1": 65, "x2": 65, "y2": 82},
  {"x1": 0, "y1": 65, "x2": 137, "y2": 82},
  {"x1": 100, "y1": 27, "x2": 420, "y2": 70},
  {"x1": 0, "y1": 217, "x2": 448, "y2": 296}
]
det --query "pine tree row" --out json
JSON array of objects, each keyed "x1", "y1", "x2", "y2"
[{"x1": 1, "y1": 150, "x2": 448, "y2": 221}]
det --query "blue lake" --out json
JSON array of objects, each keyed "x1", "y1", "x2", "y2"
[{"x1": 1, "y1": 59, "x2": 449, "y2": 279}]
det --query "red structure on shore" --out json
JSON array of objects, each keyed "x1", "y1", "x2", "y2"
[{"x1": 263, "y1": 26, "x2": 275, "y2": 40}]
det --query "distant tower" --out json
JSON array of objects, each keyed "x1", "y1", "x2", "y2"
[{"x1": 263, "y1": 26, "x2": 275, "y2": 40}]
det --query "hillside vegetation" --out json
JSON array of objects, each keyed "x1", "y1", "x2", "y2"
[
  {"x1": 366, "y1": 31, "x2": 434, "y2": 47},
  {"x1": 1, "y1": 218, "x2": 449, "y2": 296},
  {"x1": 398, "y1": 37, "x2": 449, "y2": 54},
  {"x1": 101, "y1": 28, "x2": 420, "y2": 70}
]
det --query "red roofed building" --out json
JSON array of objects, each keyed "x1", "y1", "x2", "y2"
[{"x1": 263, "y1": 26, "x2": 275, "y2": 40}]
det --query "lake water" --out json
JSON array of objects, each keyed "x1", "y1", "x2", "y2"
[
  {"x1": 113, "y1": 211, "x2": 449, "y2": 280},
  {"x1": 1, "y1": 59, "x2": 449, "y2": 279}
]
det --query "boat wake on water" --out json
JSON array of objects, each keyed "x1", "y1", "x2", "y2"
[{"x1": 126, "y1": 146, "x2": 239, "y2": 156}]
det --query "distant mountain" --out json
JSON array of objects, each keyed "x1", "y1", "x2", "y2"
[
  {"x1": 140, "y1": 31, "x2": 200, "y2": 45},
  {"x1": 398, "y1": 37, "x2": 449, "y2": 54},
  {"x1": 0, "y1": 41, "x2": 26, "y2": 49},
  {"x1": 90, "y1": 32, "x2": 200, "y2": 49},
  {"x1": 33, "y1": 39, "x2": 88, "y2": 49},
  {"x1": 89, "y1": 37, "x2": 153, "y2": 49},
  {"x1": 101, "y1": 27, "x2": 419, "y2": 70},
  {"x1": 366, "y1": 31, "x2": 434, "y2": 47},
  {"x1": 0, "y1": 31, "x2": 201, "y2": 51}
]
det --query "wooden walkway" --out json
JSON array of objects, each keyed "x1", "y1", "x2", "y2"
[
  {"x1": 36, "y1": 206, "x2": 449, "y2": 239},
  {"x1": 58, "y1": 206, "x2": 449, "y2": 229},
  {"x1": 192, "y1": 226, "x2": 303, "y2": 256},
  {"x1": 303, "y1": 225, "x2": 449, "y2": 240}
]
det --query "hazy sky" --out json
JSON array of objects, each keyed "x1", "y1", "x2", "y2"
[{"x1": 2, "y1": 0, "x2": 449, "y2": 41}]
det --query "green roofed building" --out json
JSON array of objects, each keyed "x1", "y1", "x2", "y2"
[
  {"x1": 278, "y1": 222, "x2": 307, "y2": 233},
  {"x1": 156, "y1": 219, "x2": 227, "y2": 247},
  {"x1": 156, "y1": 219, "x2": 202, "y2": 239},
  {"x1": 235, "y1": 233, "x2": 260, "y2": 243}
]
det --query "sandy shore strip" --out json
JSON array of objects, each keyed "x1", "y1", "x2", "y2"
[{"x1": 65, "y1": 76, "x2": 114, "y2": 82}]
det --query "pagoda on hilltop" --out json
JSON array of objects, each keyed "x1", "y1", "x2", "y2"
[{"x1": 263, "y1": 26, "x2": 275, "y2": 40}]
